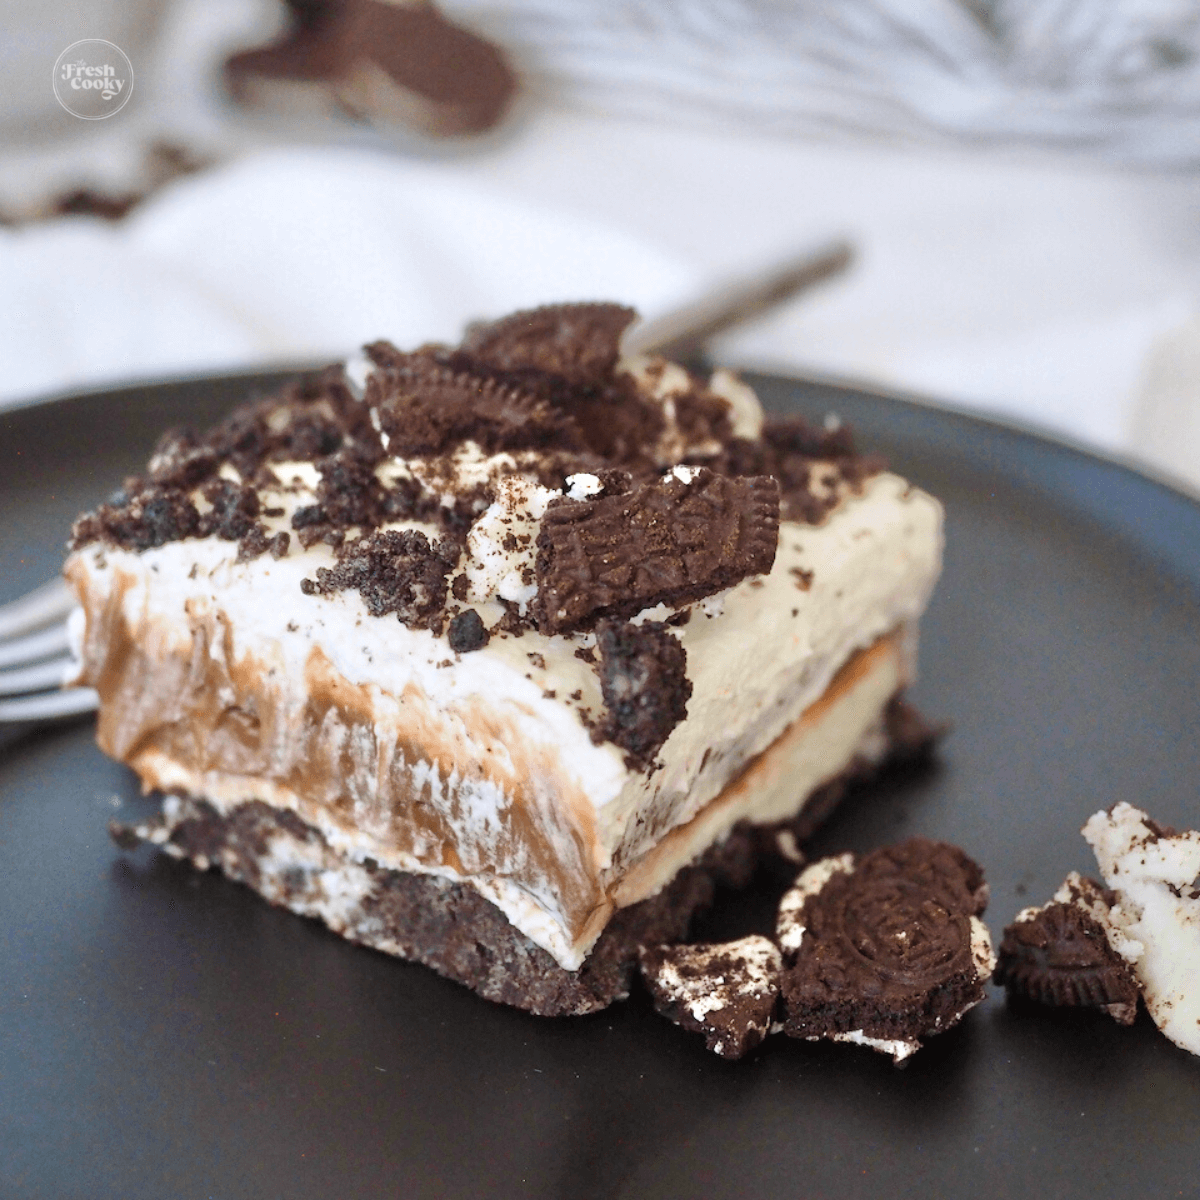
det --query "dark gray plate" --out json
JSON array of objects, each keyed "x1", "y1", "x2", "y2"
[{"x1": 2, "y1": 371, "x2": 1199, "y2": 1200}]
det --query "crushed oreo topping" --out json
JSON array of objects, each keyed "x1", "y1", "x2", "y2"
[
  {"x1": 237, "y1": 527, "x2": 290, "y2": 563},
  {"x1": 200, "y1": 478, "x2": 261, "y2": 541},
  {"x1": 70, "y1": 483, "x2": 201, "y2": 552},
  {"x1": 461, "y1": 303, "x2": 637, "y2": 382},
  {"x1": 534, "y1": 468, "x2": 780, "y2": 634},
  {"x1": 366, "y1": 352, "x2": 585, "y2": 459},
  {"x1": 447, "y1": 608, "x2": 490, "y2": 653},
  {"x1": 146, "y1": 428, "x2": 219, "y2": 490},
  {"x1": 777, "y1": 839, "x2": 993, "y2": 1062},
  {"x1": 702, "y1": 416, "x2": 884, "y2": 525},
  {"x1": 590, "y1": 619, "x2": 692, "y2": 770},
  {"x1": 300, "y1": 529, "x2": 459, "y2": 632},
  {"x1": 292, "y1": 448, "x2": 386, "y2": 532},
  {"x1": 994, "y1": 876, "x2": 1140, "y2": 1023}
]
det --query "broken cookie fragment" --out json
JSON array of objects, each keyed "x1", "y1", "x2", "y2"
[
  {"x1": 776, "y1": 838, "x2": 994, "y2": 1064},
  {"x1": 225, "y1": 0, "x2": 518, "y2": 138},
  {"x1": 994, "y1": 872, "x2": 1141, "y2": 1024},
  {"x1": 592, "y1": 619, "x2": 692, "y2": 770},
  {"x1": 1083, "y1": 803, "x2": 1200, "y2": 1056},
  {"x1": 534, "y1": 466, "x2": 780, "y2": 634},
  {"x1": 447, "y1": 608, "x2": 489, "y2": 653},
  {"x1": 461, "y1": 302, "x2": 637, "y2": 382},
  {"x1": 640, "y1": 935, "x2": 781, "y2": 1060}
]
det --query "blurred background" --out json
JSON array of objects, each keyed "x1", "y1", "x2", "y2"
[{"x1": 4, "y1": 0, "x2": 1200, "y2": 490}]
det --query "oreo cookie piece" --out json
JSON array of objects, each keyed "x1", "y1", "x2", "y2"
[
  {"x1": 776, "y1": 839, "x2": 995, "y2": 1063},
  {"x1": 591, "y1": 619, "x2": 692, "y2": 770},
  {"x1": 69, "y1": 482, "x2": 202, "y2": 553},
  {"x1": 447, "y1": 609, "x2": 490, "y2": 653},
  {"x1": 534, "y1": 467, "x2": 780, "y2": 634},
  {"x1": 640, "y1": 936, "x2": 782, "y2": 1060},
  {"x1": 225, "y1": 0, "x2": 517, "y2": 138},
  {"x1": 461, "y1": 302, "x2": 637, "y2": 382},
  {"x1": 364, "y1": 352, "x2": 582, "y2": 459},
  {"x1": 994, "y1": 873, "x2": 1140, "y2": 1024}
]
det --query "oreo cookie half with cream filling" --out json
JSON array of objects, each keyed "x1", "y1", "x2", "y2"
[
  {"x1": 997, "y1": 805, "x2": 1200, "y2": 1058},
  {"x1": 640, "y1": 936, "x2": 782, "y2": 1059},
  {"x1": 65, "y1": 302, "x2": 944, "y2": 1015},
  {"x1": 776, "y1": 839, "x2": 995, "y2": 1062},
  {"x1": 994, "y1": 872, "x2": 1141, "y2": 1024}
]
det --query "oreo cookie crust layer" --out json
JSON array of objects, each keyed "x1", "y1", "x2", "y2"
[
  {"x1": 64, "y1": 303, "x2": 943, "y2": 1007},
  {"x1": 776, "y1": 840, "x2": 995, "y2": 1062}
]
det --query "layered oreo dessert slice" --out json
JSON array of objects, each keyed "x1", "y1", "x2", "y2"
[{"x1": 65, "y1": 303, "x2": 944, "y2": 1015}]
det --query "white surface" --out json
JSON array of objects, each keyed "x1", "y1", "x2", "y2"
[
  {"x1": 0, "y1": 144, "x2": 696, "y2": 407},
  {"x1": 446, "y1": 0, "x2": 1200, "y2": 162}
]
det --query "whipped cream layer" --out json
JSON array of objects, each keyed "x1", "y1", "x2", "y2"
[{"x1": 66, "y1": 458, "x2": 940, "y2": 969}]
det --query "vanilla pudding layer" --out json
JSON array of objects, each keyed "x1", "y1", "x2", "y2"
[{"x1": 65, "y1": 472, "x2": 941, "y2": 970}]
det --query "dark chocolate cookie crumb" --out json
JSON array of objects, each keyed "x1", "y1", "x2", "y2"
[
  {"x1": 107, "y1": 819, "x2": 143, "y2": 852},
  {"x1": 994, "y1": 875, "x2": 1140, "y2": 1023},
  {"x1": 883, "y1": 695, "x2": 947, "y2": 766},
  {"x1": 702, "y1": 415, "x2": 884, "y2": 526},
  {"x1": 199, "y1": 478, "x2": 261, "y2": 541},
  {"x1": 290, "y1": 449, "x2": 386, "y2": 531},
  {"x1": 301, "y1": 528, "x2": 458, "y2": 631},
  {"x1": 146, "y1": 428, "x2": 218, "y2": 490},
  {"x1": 591, "y1": 619, "x2": 692, "y2": 770},
  {"x1": 70, "y1": 483, "x2": 201, "y2": 552},
  {"x1": 447, "y1": 609, "x2": 489, "y2": 653},
  {"x1": 534, "y1": 468, "x2": 780, "y2": 634},
  {"x1": 237, "y1": 526, "x2": 291, "y2": 563}
]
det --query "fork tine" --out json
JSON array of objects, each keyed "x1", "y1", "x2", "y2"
[
  {"x1": 0, "y1": 577, "x2": 75, "y2": 641},
  {"x1": 0, "y1": 657, "x2": 76, "y2": 696},
  {"x1": 0, "y1": 687, "x2": 98, "y2": 722},
  {"x1": 0, "y1": 623, "x2": 71, "y2": 670}
]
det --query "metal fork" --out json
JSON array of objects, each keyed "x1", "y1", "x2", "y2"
[
  {"x1": 0, "y1": 238, "x2": 854, "y2": 723},
  {"x1": 0, "y1": 577, "x2": 97, "y2": 721}
]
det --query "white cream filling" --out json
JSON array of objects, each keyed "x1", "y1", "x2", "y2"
[
  {"x1": 463, "y1": 473, "x2": 558, "y2": 611},
  {"x1": 1083, "y1": 803, "x2": 1200, "y2": 1056},
  {"x1": 826, "y1": 1029, "x2": 920, "y2": 1063},
  {"x1": 776, "y1": 854, "x2": 856, "y2": 953},
  {"x1": 653, "y1": 935, "x2": 781, "y2": 1023}
]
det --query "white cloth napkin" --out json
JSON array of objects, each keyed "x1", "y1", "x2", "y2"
[
  {"x1": 0, "y1": 146, "x2": 696, "y2": 409},
  {"x1": 5, "y1": 109, "x2": 1200, "y2": 497}
]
